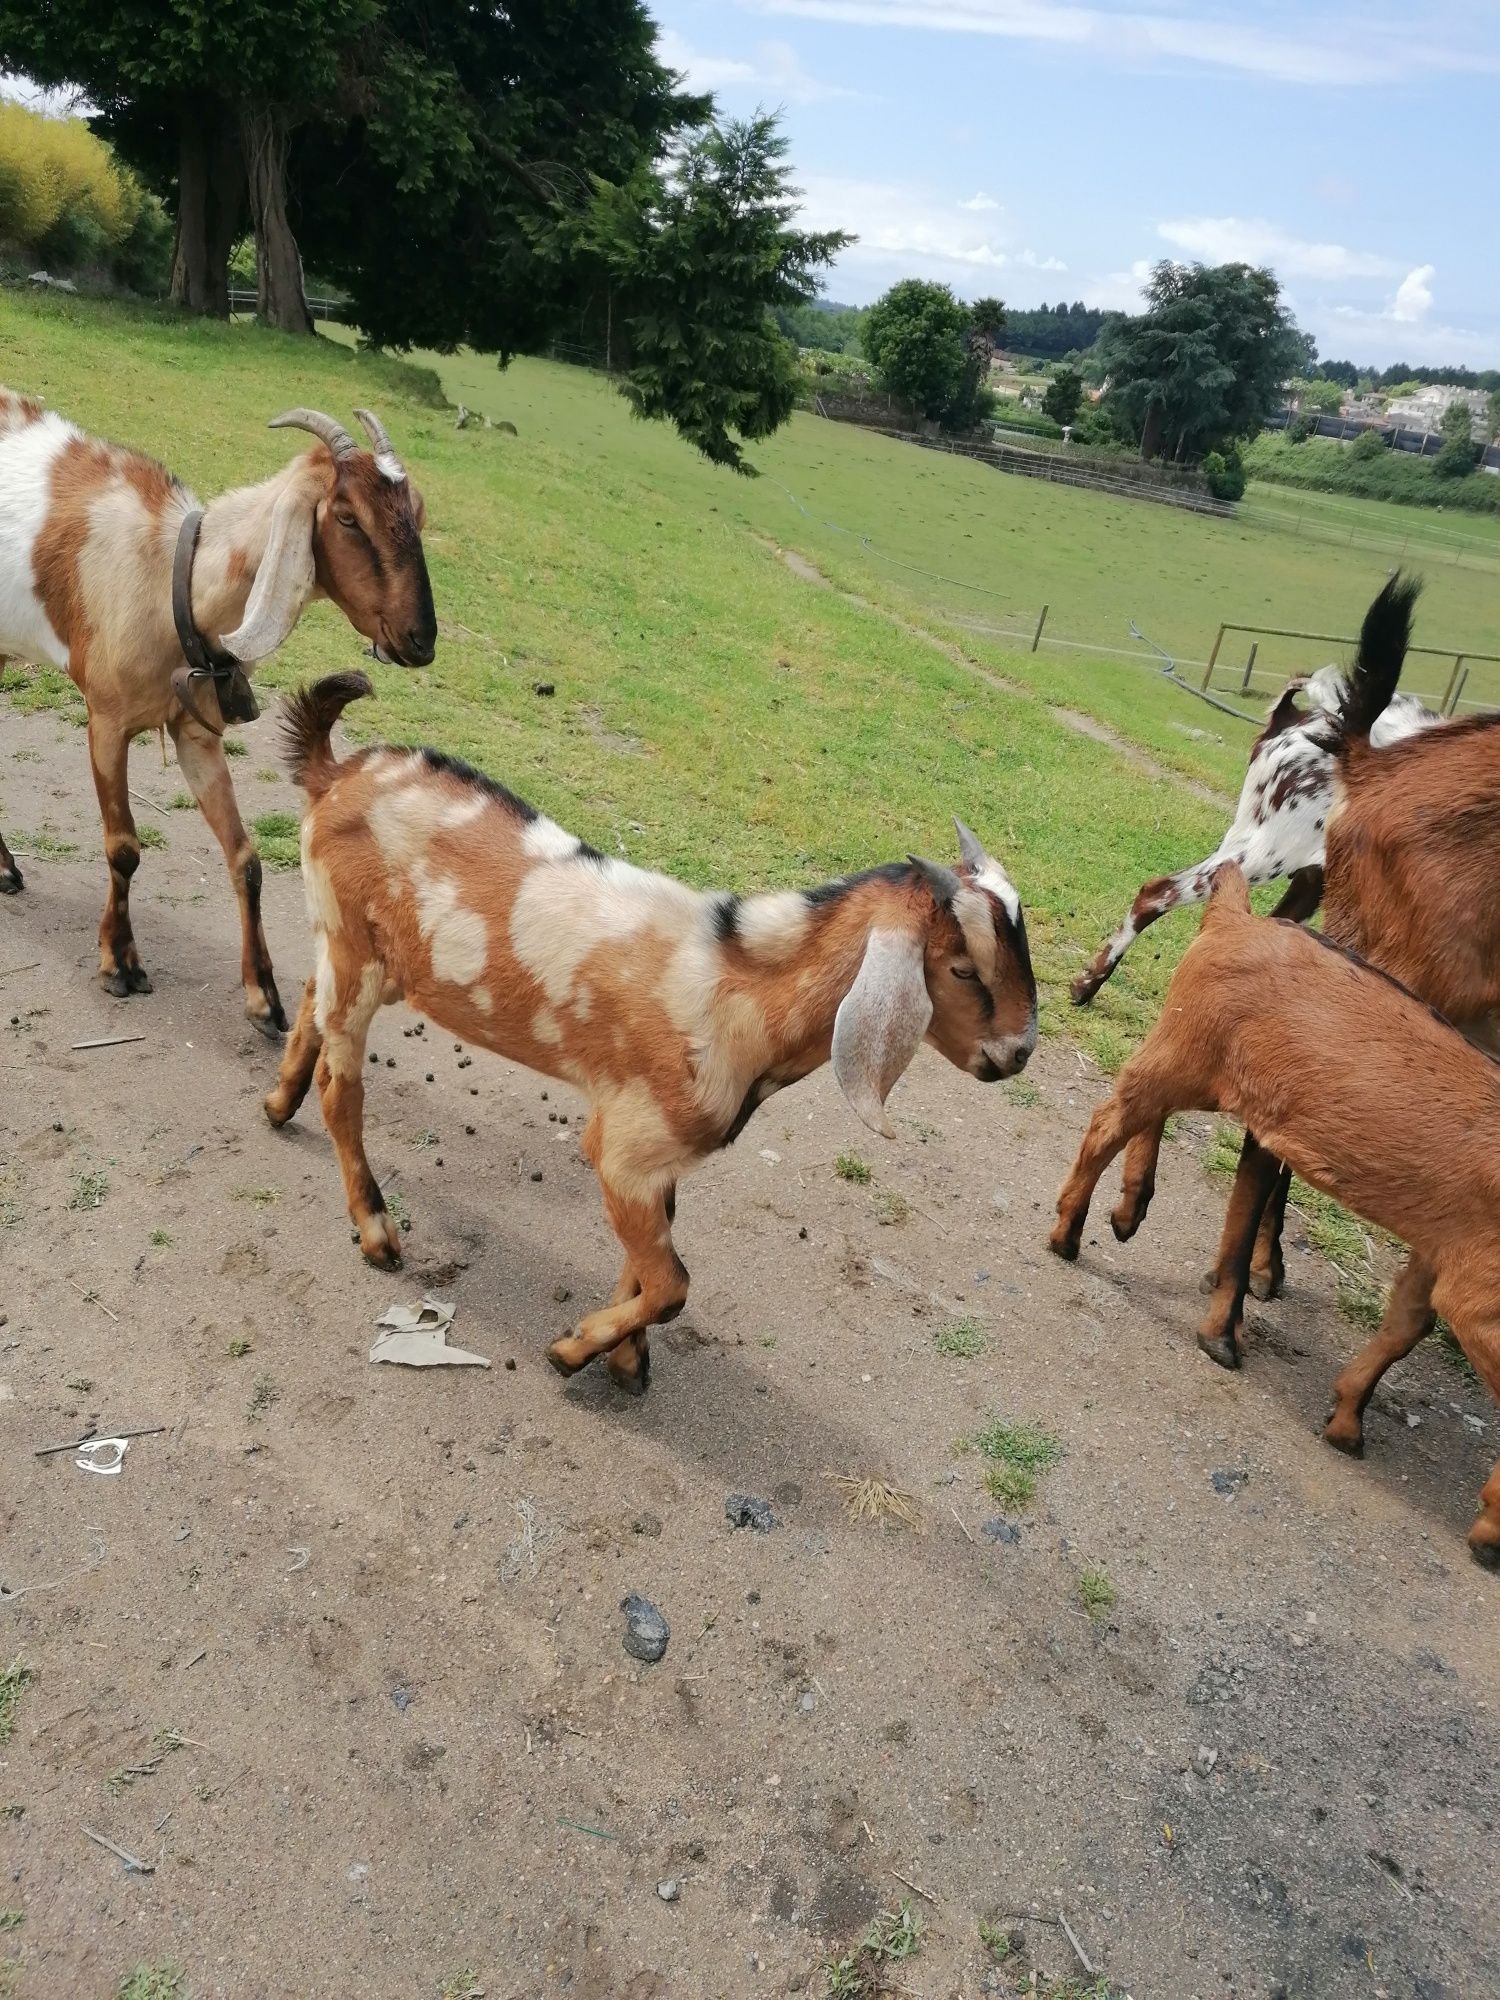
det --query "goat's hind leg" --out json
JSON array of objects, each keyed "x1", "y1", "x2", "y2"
[
  {"x1": 310, "y1": 948, "x2": 400, "y2": 1268},
  {"x1": 0, "y1": 826, "x2": 20, "y2": 894},
  {"x1": 88, "y1": 715, "x2": 151, "y2": 994},
  {"x1": 548, "y1": 1177, "x2": 687, "y2": 1394},
  {"x1": 1197, "y1": 1134, "x2": 1282, "y2": 1369},
  {"x1": 264, "y1": 974, "x2": 322, "y2": 1128},
  {"x1": 1325, "y1": 1252, "x2": 1434, "y2": 1456}
]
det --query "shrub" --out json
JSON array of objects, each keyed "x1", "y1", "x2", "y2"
[
  {"x1": 0, "y1": 101, "x2": 164, "y2": 292},
  {"x1": 1244, "y1": 430, "x2": 1500, "y2": 514},
  {"x1": 1201, "y1": 445, "x2": 1246, "y2": 501},
  {"x1": 1349, "y1": 426, "x2": 1388, "y2": 462}
]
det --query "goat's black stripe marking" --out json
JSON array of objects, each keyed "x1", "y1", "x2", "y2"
[
  {"x1": 713, "y1": 894, "x2": 741, "y2": 942},
  {"x1": 664, "y1": 1184, "x2": 677, "y2": 1224},
  {"x1": 802, "y1": 860, "x2": 913, "y2": 909},
  {"x1": 416, "y1": 747, "x2": 539, "y2": 821},
  {"x1": 575, "y1": 840, "x2": 606, "y2": 864}
]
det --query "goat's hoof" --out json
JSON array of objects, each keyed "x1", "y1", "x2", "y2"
[
  {"x1": 357, "y1": 1216, "x2": 403, "y2": 1268},
  {"x1": 0, "y1": 865, "x2": 21, "y2": 895},
  {"x1": 1248, "y1": 1268, "x2": 1283, "y2": 1302},
  {"x1": 1047, "y1": 1227, "x2": 1080, "y2": 1262},
  {"x1": 102, "y1": 964, "x2": 152, "y2": 997},
  {"x1": 247, "y1": 1007, "x2": 285, "y2": 1041},
  {"x1": 1110, "y1": 1204, "x2": 1144, "y2": 1243},
  {"x1": 1197, "y1": 1332, "x2": 1241, "y2": 1371},
  {"x1": 1323, "y1": 1420, "x2": 1364, "y2": 1458},
  {"x1": 606, "y1": 1342, "x2": 651, "y2": 1395},
  {"x1": 546, "y1": 1337, "x2": 588, "y2": 1378},
  {"x1": 1468, "y1": 1536, "x2": 1500, "y2": 1572},
  {"x1": 263, "y1": 1092, "x2": 291, "y2": 1128},
  {"x1": 1068, "y1": 977, "x2": 1097, "y2": 1007}
]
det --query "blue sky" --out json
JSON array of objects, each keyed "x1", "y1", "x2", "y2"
[{"x1": 653, "y1": 0, "x2": 1499, "y2": 368}]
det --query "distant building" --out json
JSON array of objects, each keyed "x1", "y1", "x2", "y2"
[{"x1": 1383, "y1": 384, "x2": 1490, "y2": 441}]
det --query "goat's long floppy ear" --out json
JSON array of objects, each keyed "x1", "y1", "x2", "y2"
[
  {"x1": 221, "y1": 482, "x2": 318, "y2": 663},
  {"x1": 831, "y1": 929, "x2": 933, "y2": 1139}
]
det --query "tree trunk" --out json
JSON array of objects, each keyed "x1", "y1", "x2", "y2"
[
  {"x1": 241, "y1": 107, "x2": 313, "y2": 336},
  {"x1": 1139, "y1": 401, "x2": 1165, "y2": 461},
  {"x1": 169, "y1": 104, "x2": 243, "y2": 318}
]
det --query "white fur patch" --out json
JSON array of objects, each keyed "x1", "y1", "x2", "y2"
[
  {"x1": 509, "y1": 858, "x2": 701, "y2": 1005},
  {"x1": 375, "y1": 452, "x2": 405, "y2": 483},
  {"x1": 593, "y1": 1079, "x2": 681, "y2": 1199},
  {"x1": 735, "y1": 890, "x2": 811, "y2": 956},
  {"x1": 973, "y1": 860, "x2": 1021, "y2": 925},
  {"x1": 532, "y1": 1006, "x2": 562, "y2": 1044},
  {"x1": 469, "y1": 984, "x2": 493, "y2": 1014},
  {"x1": 414, "y1": 869, "x2": 489, "y2": 986},
  {"x1": 439, "y1": 793, "x2": 488, "y2": 831},
  {"x1": 369, "y1": 783, "x2": 442, "y2": 870},
  {"x1": 300, "y1": 825, "x2": 342, "y2": 934},
  {"x1": 522, "y1": 816, "x2": 581, "y2": 862},
  {"x1": 0, "y1": 410, "x2": 80, "y2": 673}
]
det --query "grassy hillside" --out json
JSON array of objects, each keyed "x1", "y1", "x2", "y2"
[{"x1": 5, "y1": 289, "x2": 1493, "y2": 1073}]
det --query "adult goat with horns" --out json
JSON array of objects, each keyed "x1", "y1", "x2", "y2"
[{"x1": 0, "y1": 391, "x2": 435, "y2": 1032}]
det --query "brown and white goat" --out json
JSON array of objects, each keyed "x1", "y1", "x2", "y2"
[
  {"x1": 265, "y1": 673, "x2": 1038, "y2": 1393},
  {"x1": 0, "y1": 389, "x2": 435, "y2": 1030},
  {"x1": 1049, "y1": 864, "x2": 1500, "y2": 1567}
]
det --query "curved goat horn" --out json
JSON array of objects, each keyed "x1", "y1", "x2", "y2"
[
  {"x1": 353, "y1": 407, "x2": 404, "y2": 476},
  {"x1": 953, "y1": 817, "x2": 989, "y2": 873},
  {"x1": 268, "y1": 408, "x2": 357, "y2": 459}
]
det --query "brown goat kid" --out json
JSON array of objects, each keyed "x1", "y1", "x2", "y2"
[
  {"x1": 1049, "y1": 865, "x2": 1500, "y2": 1567},
  {"x1": 0, "y1": 390, "x2": 434, "y2": 1029},
  {"x1": 265, "y1": 674, "x2": 1038, "y2": 1393}
]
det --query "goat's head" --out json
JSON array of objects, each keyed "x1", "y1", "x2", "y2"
[
  {"x1": 831, "y1": 820, "x2": 1038, "y2": 1136},
  {"x1": 225, "y1": 408, "x2": 436, "y2": 669}
]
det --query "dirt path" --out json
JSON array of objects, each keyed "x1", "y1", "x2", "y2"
[
  {"x1": 1, "y1": 695, "x2": 1496, "y2": 2000},
  {"x1": 769, "y1": 542, "x2": 1230, "y2": 811}
]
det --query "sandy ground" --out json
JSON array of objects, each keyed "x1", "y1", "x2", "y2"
[{"x1": 1, "y1": 695, "x2": 1496, "y2": 2000}]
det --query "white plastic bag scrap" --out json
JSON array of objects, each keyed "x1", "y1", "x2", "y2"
[{"x1": 370, "y1": 1296, "x2": 491, "y2": 1369}]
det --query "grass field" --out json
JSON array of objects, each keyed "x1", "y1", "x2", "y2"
[{"x1": 5, "y1": 288, "x2": 1495, "y2": 1072}]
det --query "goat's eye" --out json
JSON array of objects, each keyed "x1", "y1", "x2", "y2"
[
  {"x1": 951, "y1": 964, "x2": 978, "y2": 981},
  {"x1": 335, "y1": 508, "x2": 358, "y2": 529}
]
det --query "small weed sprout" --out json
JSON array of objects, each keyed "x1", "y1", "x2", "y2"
[
  {"x1": 247, "y1": 1372, "x2": 279, "y2": 1419},
  {"x1": 978, "y1": 1918, "x2": 1011, "y2": 1960},
  {"x1": 137, "y1": 823, "x2": 166, "y2": 850},
  {"x1": 0, "y1": 1661, "x2": 35, "y2": 1745},
  {"x1": 1079, "y1": 1562, "x2": 1117, "y2": 1618},
  {"x1": 969, "y1": 1416, "x2": 1063, "y2": 1511},
  {"x1": 934, "y1": 1316, "x2": 986, "y2": 1359},
  {"x1": 872, "y1": 1188, "x2": 909, "y2": 1225},
  {"x1": 251, "y1": 810, "x2": 300, "y2": 867},
  {"x1": 116, "y1": 1969, "x2": 184, "y2": 2000},
  {"x1": 69, "y1": 1166, "x2": 110, "y2": 1211},
  {"x1": 168, "y1": 791, "x2": 195, "y2": 810},
  {"x1": 863, "y1": 1901, "x2": 924, "y2": 1960},
  {"x1": 228, "y1": 1336, "x2": 252, "y2": 1359},
  {"x1": 149, "y1": 1228, "x2": 172, "y2": 1248},
  {"x1": 835, "y1": 1151, "x2": 872, "y2": 1185}
]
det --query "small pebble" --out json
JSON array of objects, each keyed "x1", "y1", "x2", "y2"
[
  {"x1": 622, "y1": 1593, "x2": 670, "y2": 1663},
  {"x1": 981, "y1": 1517, "x2": 1021, "y2": 1545},
  {"x1": 725, "y1": 1493, "x2": 777, "y2": 1534},
  {"x1": 470, "y1": 1087, "x2": 479, "y2": 1096},
  {"x1": 553, "y1": 1284, "x2": 572, "y2": 1303},
  {"x1": 425, "y1": 1072, "x2": 435, "y2": 1083},
  {"x1": 465, "y1": 1125, "x2": 475, "y2": 1136},
  {"x1": 530, "y1": 1169, "x2": 543, "y2": 1183},
  {"x1": 1193, "y1": 1745, "x2": 1219, "y2": 1777},
  {"x1": 656, "y1": 1879, "x2": 680, "y2": 1903},
  {"x1": 505, "y1": 1358, "x2": 517, "y2": 1372}
]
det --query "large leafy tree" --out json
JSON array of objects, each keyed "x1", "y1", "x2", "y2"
[
  {"x1": 1097, "y1": 260, "x2": 1308, "y2": 461},
  {"x1": 0, "y1": 0, "x2": 373, "y2": 325},
  {"x1": 862, "y1": 278, "x2": 975, "y2": 425},
  {"x1": 583, "y1": 115, "x2": 847, "y2": 471}
]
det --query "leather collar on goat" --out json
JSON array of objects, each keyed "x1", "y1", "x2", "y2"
[{"x1": 170, "y1": 509, "x2": 260, "y2": 736}]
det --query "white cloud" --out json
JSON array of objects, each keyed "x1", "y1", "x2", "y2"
[
  {"x1": 797, "y1": 173, "x2": 1067, "y2": 295},
  {"x1": 1392, "y1": 263, "x2": 1435, "y2": 323},
  {"x1": 743, "y1": 1, "x2": 1500, "y2": 87},
  {"x1": 1156, "y1": 216, "x2": 1400, "y2": 281},
  {"x1": 959, "y1": 191, "x2": 1001, "y2": 211},
  {"x1": 657, "y1": 28, "x2": 855, "y2": 102},
  {"x1": 1086, "y1": 258, "x2": 1153, "y2": 313}
]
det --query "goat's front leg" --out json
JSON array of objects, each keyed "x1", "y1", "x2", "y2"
[
  {"x1": 0, "y1": 825, "x2": 20, "y2": 894},
  {"x1": 87, "y1": 714, "x2": 150, "y2": 995},
  {"x1": 1070, "y1": 857, "x2": 1221, "y2": 1006},
  {"x1": 308, "y1": 946, "x2": 399, "y2": 1267},
  {"x1": 548, "y1": 1179, "x2": 687, "y2": 1394},
  {"x1": 1050, "y1": 1085, "x2": 1159, "y2": 1260},
  {"x1": 264, "y1": 974, "x2": 322, "y2": 1127},
  {"x1": 170, "y1": 715, "x2": 286, "y2": 1035},
  {"x1": 1324, "y1": 1253, "x2": 1435, "y2": 1456},
  {"x1": 1197, "y1": 1133, "x2": 1282, "y2": 1369}
]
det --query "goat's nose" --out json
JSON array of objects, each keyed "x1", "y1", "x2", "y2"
[{"x1": 405, "y1": 630, "x2": 436, "y2": 667}]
